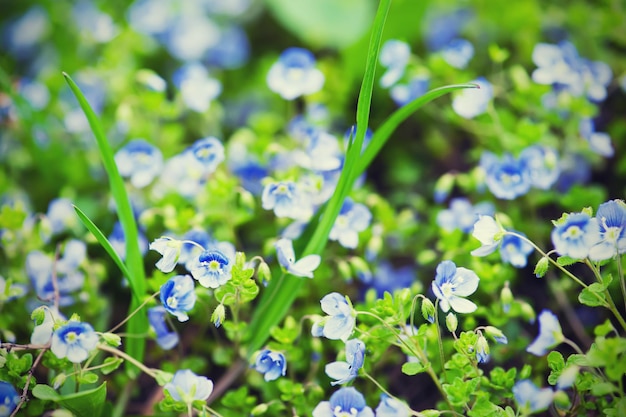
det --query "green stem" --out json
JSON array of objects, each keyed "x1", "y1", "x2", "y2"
[
  {"x1": 108, "y1": 291, "x2": 160, "y2": 334},
  {"x1": 617, "y1": 254, "x2": 626, "y2": 313},
  {"x1": 584, "y1": 259, "x2": 626, "y2": 332},
  {"x1": 97, "y1": 344, "x2": 158, "y2": 379},
  {"x1": 433, "y1": 302, "x2": 447, "y2": 379}
]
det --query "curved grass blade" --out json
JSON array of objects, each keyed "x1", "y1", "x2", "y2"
[{"x1": 63, "y1": 72, "x2": 147, "y2": 375}]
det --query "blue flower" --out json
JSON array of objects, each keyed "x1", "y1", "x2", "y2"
[
  {"x1": 178, "y1": 229, "x2": 212, "y2": 270},
  {"x1": 149, "y1": 237, "x2": 183, "y2": 273},
  {"x1": 379, "y1": 40, "x2": 411, "y2": 88},
  {"x1": 589, "y1": 199, "x2": 626, "y2": 261},
  {"x1": 148, "y1": 306, "x2": 179, "y2": 350},
  {"x1": 190, "y1": 250, "x2": 232, "y2": 288},
  {"x1": 441, "y1": 38, "x2": 474, "y2": 69},
  {"x1": 329, "y1": 198, "x2": 372, "y2": 249},
  {"x1": 579, "y1": 118, "x2": 614, "y2": 157},
  {"x1": 254, "y1": 349, "x2": 287, "y2": 381},
  {"x1": 431, "y1": 260, "x2": 479, "y2": 314},
  {"x1": 51, "y1": 321, "x2": 99, "y2": 363},
  {"x1": 109, "y1": 221, "x2": 149, "y2": 261},
  {"x1": 173, "y1": 63, "x2": 222, "y2": 112},
  {"x1": 480, "y1": 151, "x2": 531, "y2": 200},
  {"x1": 551, "y1": 212, "x2": 600, "y2": 259},
  {"x1": 190, "y1": 137, "x2": 225, "y2": 174},
  {"x1": 499, "y1": 232, "x2": 535, "y2": 268},
  {"x1": 325, "y1": 338, "x2": 365, "y2": 386},
  {"x1": 163, "y1": 15, "x2": 220, "y2": 62},
  {"x1": 452, "y1": 77, "x2": 493, "y2": 119},
  {"x1": 267, "y1": 47, "x2": 325, "y2": 100},
  {"x1": 475, "y1": 333, "x2": 490, "y2": 363},
  {"x1": 114, "y1": 139, "x2": 163, "y2": 188},
  {"x1": 293, "y1": 131, "x2": 342, "y2": 171},
  {"x1": 314, "y1": 293, "x2": 356, "y2": 341},
  {"x1": 275, "y1": 238, "x2": 321, "y2": 278},
  {"x1": 390, "y1": 75, "x2": 430, "y2": 107},
  {"x1": 0, "y1": 381, "x2": 20, "y2": 417},
  {"x1": 425, "y1": 8, "x2": 473, "y2": 51},
  {"x1": 513, "y1": 380, "x2": 554, "y2": 414},
  {"x1": 46, "y1": 198, "x2": 77, "y2": 236},
  {"x1": 519, "y1": 145, "x2": 560, "y2": 190},
  {"x1": 312, "y1": 387, "x2": 374, "y2": 417},
  {"x1": 160, "y1": 275, "x2": 196, "y2": 322},
  {"x1": 367, "y1": 262, "x2": 415, "y2": 298},
  {"x1": 262, "y1": 180, "x2": 313, "y2": 220},
  {"x1": 375, "y1": 394, "x2": 409, "y2": 417},
  {"x1": 156, "y1": 150, "x2": 206, "y2": 198},
  {"x1": 526, "y1": 310, "x2": 564, "y2": 356},
  {"x1": 72, "y1": 0, "x2": 118, "y2": 43},
  {"x1": 437, "y1": 198, "x2": 495, "y2": 233},
  {"x1": 164, "y1": 369, "x2": 213, "y2": 404},
  {"x1": 204, "y1": 24, "x2": 250, "y2": 69},
  {"x1": 31, "y1": 307, "x2": 65, "y2": 345}
]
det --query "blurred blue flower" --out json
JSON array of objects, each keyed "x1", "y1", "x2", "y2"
[
  {"x1": 150, "y1": 237, "x2": 183, "y2": 273},
  {"x1": 312, "y1": 387, "x2": 374, "y2": 417},
  {"x1": 513, "y1": 380, "x2": 554, "y2": 413},
  {"x1": 262, "y1": 180, "x2": 313, "y2": 220},
  {"x1": 190, "y1": 249, "x2": 232, "y2": 288},
  {"x1": 441, "y1": 38, "x2": 474, "y2": 69},
  {"x1": 325, "y1": 338, "x2": 365, "y2": 386},
  {"x1": 160, "y1": 275, "x2": 196, "y2": 322},
  {"x1": 379, "y1": 40, "x2": 411, "y2": 88},
  {"x1": 173, "y1": 63, "x2": 222, "y2": 112},
  {"x1": 2, "y1": 6, "x2": 49, "y2": 59},
  {"x1": 267, "y1": 47, "x2": 325, "y2": 100},
  {"x1": 437, "y1": 198, "x2": 494, "y2": 233},
  {"x1": 51, "y1": 321, "x2": 99, "y2": 363},
  {"x1": 480, "y1": 151, "x2": 531, "y2": 200},
  {"x1": 425, "y1": 8, "x2": 473, "y2": 51},
  {"x1": 293, "y1": 130, "x2": 342, "y2": 172},
  {"x1": 0, "y1": 381, "x2": 20, "y2": 417},
  {"x1": 432, "y1": 260, "x2": 479, "y2": 314},
  {"x1": 314, "y1": 292, "x2": 356, "y2": 341},
  {"x1": 19, "y1": 78, "x2": 50, "y2": 111},
  {"x1": 163, "y1": 15, "x2": 220, "y2": 61},
  {"x1": 519, "y1": 145, "x2": 560, "y2": 190},
  {"x1": 109, "y1": 221, "x2": 149, "y2": 261},
  {"x1": 579, "y1": 118, "x2": 614, "y2": 157},
  {"x1": 452, "y1": 77, "x2": 493, "y2": 118},
  {"x1": 205, "y1": 25, "x2": 250, "y2": 69},
  {"x1": 366, "y1": 262, "x2": 415, "y2": 298},
  {"x1": 275, "y1": 238, "x2": 321, "y2": 279},
  {"x1": 526, "y1": 310, "x2": 563, "y2": 356},
  {"x1": 499, "y1": 232, "x2": 535, "y2": 268},
  {"x1": 126, "y1": 0, "x2": 173, "y2": 36},
  {"x1": 46, "y1": 197, "x2": 77, "y2": 236},
  {"x1": 375, "y1": 394, "x2": 409, "y2": 417},
  {"x1": 329, "y1": 198, "x2": 372, "y2": 249},
  {"x1": 115, "y1": 139, "x2": 163, "y2": 188},
  {"x1": 390, "y1": 75, "x2": 430, "y2": 107},
  {"x1": 551, "y1": 212, "x2": 600, "y2": 259},
  {"x1": 589, "y1": 199, "x2": 626, "y2": 261},
  {"x1": 155, "y1": 151, "x2": 207, "y2": 198},
  {"x1": 148, "y1": 306, "x2": 179, "y2": 350},
  {"x1": 190, "y1": 136, "x2": 225, "y2": 174},
  {"x1": 555, "y1": 153, "x2": 590, "y2": 193},
  {"x1": 72, "y1": 0, "x2": 118, "y2": 43},
  {"x1": 164, "y1": 369, "x2": 213, "y2": 404},
  {"x1": 254, "y1": 349, "x2": 287, "y2": 381}
]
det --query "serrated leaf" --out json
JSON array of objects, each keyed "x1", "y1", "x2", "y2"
[
  {"x1": 547, "y1": 351, "x2": 565, "y2": 370},
  {"x1": 402, "y1": 361, "x2": 427, "y2": 375}
]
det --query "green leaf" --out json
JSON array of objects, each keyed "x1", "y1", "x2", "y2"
[
  {"x1": 591, "y1": 382, "x2": 618, "y2": 396},
  {"x1": 578, "y1": 284, "x2": 607, "y2": 307},
  {"x1": 100, "y1": 357, "x2": 123, "y2": 375},
  {"x1": 594, "y1": 320, "x2": 615, "y2": 337},
  {"x1": 77, "y1": 372, "x2": 99, "y2": 384},
  {"x1": 58, "y1": 382, "x2": 107, "y2": 417},
  {"x1": 556, "y1": 256, "x2": 578, "y2": 266},
  {"x1": 547, "y1": 351, "x2": 565, "y2": 371},
  {"x1": 32, "y1": 384, "x2": 61, "y2": 401},
  {"x1": 401, "y1": 361, "x2": 427, "y2": 375}
]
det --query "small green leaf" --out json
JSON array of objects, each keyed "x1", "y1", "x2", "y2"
[
  {"x1": 547, "y1": 351, "x2": 565, "y2": 371},
  {"x1": 578, "y1": 286, "x2": 607, "y2": 307},
  {"x1": 556, "y1": 256, "x2": 578, "y2": 266},
  {"x1": 100, "y1": 357, "x2": 123, "y2": 375},
  {"x1": 32, "y1": 384, "x2": 61, "y2": 401},
  {"x1": 591, "y1": 382, "x2": 617, "y2": 396},
  {"x1": 100, "y1": 332, "x2": 121, "y2": 347},
  {"x1": 594, "y1": 320, "x2": 615, "y2": 337},
  {"x1": 154, "y1": 370, "x2": 173, "y2": 386},
  {"x1": 31, "y1": 306, "x2": 46, "y2": 326},
  {"x1": 401, "y1": 361, "x2": 427, "y2": 375},
  {"x1": 77, "y1": 372, "x2": 99, "y2": 384}
]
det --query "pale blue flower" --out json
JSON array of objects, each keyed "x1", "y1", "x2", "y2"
[
  {"x1": 164, "y1": 369, "x2": 213, "y2": 404},
  {"x1": 475, "y1": 333, "x2": 490, "y2": 363},
  {"x1": 452, "y1": 77, "x2": 493, "y2": 119},
  {"x1": 432, "y1": 260, "x2": 479, "y2": 314},
  {"x1": 275, "y1": 238, "x2": 321, "y2": 278},
  {"x1": 441, "y1": 38, "x2": 474, "y2": 69},
  {"x1": 51, "y1": 321, "x2": 99, "y2": 363},
  {"x1": 425, "y1": 8, "x2": 473, "y2": 51},
  {"x1": 0, "y1": 381, "x2": 20, "y2": 417},
  {"x1": 31, "y1": 307, "x2": 65, "y2": 345},
  {"x1": 190, "y1": 136, "x2": 225, "y2": 174},
  {"x1": 513, "y1": 380, "x2": 554, "y2": 413},
  {"x1": 267, "y1": 47, "x2": 325, "y2": 100},
  {"x1": 589, "y1": 199, "x2": 626, "y2": 261},
  {"x1": 109, "y1": 221, "x2": 149, "y2": 261},
  {"x1": 163, "y1": 15, "x2": 220, "y2": 61},
  {"x1": 551, "y1": 212, "x2": 600, "y2": 259},
  {"x1": 526, "y1": 310, "x2": 564, "y2": 356},
  {"x1": 312, "y1": 387, "x2": 374, "y2": 417},
  {"x1": 190, "y1": 249, "x2": 232, "y2": 288},
  {"x1": 325, "y1": 338, "x2": 365, "y2": 385},
  {"x1": 160, "y1": 275, "x2": 196, "y2": 322},
  {"x1": 390, "y1": 75, "x2": 429, "y2": 106},
  {"x1": 72, "y1": 0, "x2": 118, "y2": 43},
  {"x1": 315, "y1": 292, "x2": 356, "y2": 341},
  {"x1": 293, "y1": 131, "x2": 342, "y2": 171},
  {"x1": 262, "y1": 180, "x2": 313, "y2": 220},
  {"x1": 204, "y1": 25, "x2": 250, "y2": 69},
  {"x1": 367, "y1": 262, "x2": 415, "y2": 298},
  {"x1": 173, "y1": 64, "x2": 221, "y2": 112},
  {"x1": 329, "y1": 198, "x2": 372, "y2": 249},
  {"x1": 580, "y1": 118, "x2": 614, "y2": 157},
  {"x1": 155, "y1": 151, "x2": 206, "y2": 198},
  {"x1": 556, "y1": 153, "x2": 591, "y2": 193},
  {"x1": 375, "y1": 394, "x2": 409, "y2": 417},
  {"x1": 556, "y1": 365, "x2": 579, "y2": 390},
  {"x1": 480, "y1": 151, "x2": 531, "y2": 200},
  {"x1": 150, "y1": 237, "x2": 183, "y2": 273},
  {"x1": 115, "y1": 139, "x2": 163, "y2": 188},
  {"x1": 437, "y1": 198, "x2": 494, "y2": 233},
  {"x1": 379, "y1": 40, "x2": 411, "y2": 88},
  {"x1": 126, "y1": 0, "x2": 173, "y2": 36},
  {"x1": 519, "y1": 145, "x2": 560, "y2": 190},
  {"x1": 19, "y1": 78, "x2": 50, "y2": 110},
  {"x1": 3, "y1": 6, "x2": 49, "y2": 58},
  {"x1": 499, "y1": 232, "x2": 535, "y2": 268},
  {"x1": 46, "y1": 197, "x2": 77, "y2": 235},
  {"x1": 148, "y1": 306, "x2": 179, "y2": 350},
  {"x1": 254, "y1": 349, "x2": 287, "y2": 381}
]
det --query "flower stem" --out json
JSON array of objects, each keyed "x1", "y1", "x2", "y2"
[
  {"x1": 97, "y1": 343, "x2": 158, "y2": 379},
  {"x1": 108, "y1": 291, "x2": 160, "y2": 334},
  {"x1": 585, "y1": 259, "x2": 626, "y2": 332}
]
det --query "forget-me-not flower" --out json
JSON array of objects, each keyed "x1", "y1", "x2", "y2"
[
  {"x1": 452, "y1": 77, "x2": 493, "y2": 119},
  {"x1": 499, "y1": 232, "x2": 535, "y2": 268},
  {"x1": 312, "y1": 387, "x2": 374, "y2": 417},
  {"x1": 154, "y1": 151, "x2": 206, "y2": 198},
  {"x1": 519, "y1": 145, "x2": 560, "y2": 190},
  {"x1": 480, "y1": 151, "x2": 531, "y2": 200},
  {"x1": 379, "y1": 39, "x2": 411, "y2": 88},
  {"x1": 375, "y1": 394, "x2": 410, "y2": 417},
  {"x1": 325, "y1": 338, "x2": 365, "y2": 386},
  {"x1": 163, "y1": 15, "x2": 219, "y2": 62},
  {"x1": 51, "y1": 321, "x2": 99, "y2": 363},
  {"x1": 160, "y1": 275, "x2": 196, "y2": 322},
  {"x1": 367, "y1": 262, "x2": 415, "y2": 298},
  {"x1": 293, "y1": 131, "x2": 343, "y2": 172},
  {"x1": 313, "y1": 292, "x2": 356, "y2": 341},
  {"x1": 148, "y1": 306, "x2": 179, "y2": 350},
  {"x1": 390, "y1": 75, "x2": 430, "y2": 107},
  {"x1": 441, "y1": 38, "x2": 474, "y2": 69},
  {"x1": 551, "y1": 212, "x2": 600, "y2": 259},
  {"x1": 475, "y1": 333, "x2": 490, "y2": 363},
  {"x1": 471, "y1": 215, "x2": 504, "y2": 256},
  {"x1": 190, "y1": 249, "x2": 232, "y2": 288},
  {"x1": 275, "y1": 238, "x2": 321, "y2": 278},
  {"x1": 267, "y1": 47, "x2": 325, "y2": 100},
  {"x1": 329, "y1": 198, "x2": 372, "y2": 249},
  {"x1": 526, "y1": 310, "x2": 564, "y2": 356},
  {"x1": 164, "y1": 369, "x2": 213, "y2": 405},
  {"x1": 431, "y1": 260, "x2": 479, "y2": 314},
  {"x1": 109, "y1": 221, "x2": 149, "y2": 261},
  {"x1": 589, "y1": 199, "x2": 626, "y2": 261},
  {"x1": 190, "y1": 136, "x2": 225, "y2": 174},
  {"x1": 262, "y1": 180, "x2": 313, "y2": 220},
  {"x1": 579, "y1": 118, "x2": 614, "y2": 158},
  {"x1": 114, "y1": 139, "x2": 163, "y2": 188},
  {"x1": 254, "y1": 349, "x2": 287, "y2": 381},
  {"x1": 0, "y1": 381, "x2": 20, "y2": 417},
  {"x1": 46, "y1": 197, "x2": 77, "y2": 236},
  {"x1": 437, "y1": 198, "x2": 495, "y2": 233},
  {"x1": 513, "y1": 379, "x2": 554, "y2": 414},
  {"x1": 173, "y1": 63, "x2": 222, "y2": 113},
  {"x1": 150, "y1": 237, "x2": 183, "y2": 273}
]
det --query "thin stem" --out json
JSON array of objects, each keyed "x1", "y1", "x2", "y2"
[
  {"x1": 10, "y1": 346, "x2": 47, "y2": 417},
  {"x1": 205, "y1": 405, "x2": 226, "y2": 417},
  {"x1": 97, "y1": 343, "x2": 158, "y2": 379},
  {"x1": 108, "y1": 291, "x2": 160, "y2": 334},
  {"x1": 434, "y1": 301, "x2": 447, "y2": 376},
  {"x1": 585, "y1": 259, "x2": 626, "y2": 332},
  {"x1": 617, "y1": 254, "x2": 626, "y2": 313}
]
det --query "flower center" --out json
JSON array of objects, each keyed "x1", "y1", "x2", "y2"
[
  {"x1": 208, "y1": 260, "x2": 222, "y2": 272},
  {"x1": 65, "y1": 331, "x2": 78, "y2": 343},
  {"x1": 604, "y1": 226, "x2": 620, "y2": 243},
  {"x1": 565, "y1": 225, "x2": 581, "y2": 238},
  {"x1": 336, "y1": 215, "x2": 348, "y2": 228},
  {"x1": 167, "y1": 296, "x2": 178, "y2": 309},
  {"x1": 441, "y1": 282, "x2": 454, "y2": 298},
  {"x1": 333, "y1": 406, "x2": 358, "y2": 417}
]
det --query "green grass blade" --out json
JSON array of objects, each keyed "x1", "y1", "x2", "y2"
[
  {"x1": 73, "y1": 205, "x2": 133, "y2": 290},
  {"x1": 246, "y1": 0, "x2": 392, "y2": 355},
  {"x1": 63, "y1": 72, "x2": 147, "y2": 375},
  {"x1": 355, "y1": 83, "x2": 478, "y2": 177}
]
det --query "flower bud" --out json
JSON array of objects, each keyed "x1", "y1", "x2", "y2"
[
  {"x1": 434, "y1": 172, "x2": 455, "y2": 203},
  {"x1": 500, "y1": 282, "x2": 513, "y2": 313},
  {"x1": 250, "y1": 404, "x2": 269, "y2": 415},
  {"x1": 520, "y1": 301, "x2": 536, "y2": 323},
  {"x1": 257, "y1": 261, "x2": 271, "y2": 286},
  {"x1": 211, "y1": 304, "x2": 226, "y2": 328},
  {"x1": 484, "y1": 326, "x2": 508, "y2": 344},
  {"x1": 421, "y1": 298, "x2": 436, "y2": 324},
  {"x1": 445, "y1": 312, "x2": 458, "y2": 333},
  {"x1": 475, "y1": 333, "x2": 490, "y2": 363}
]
